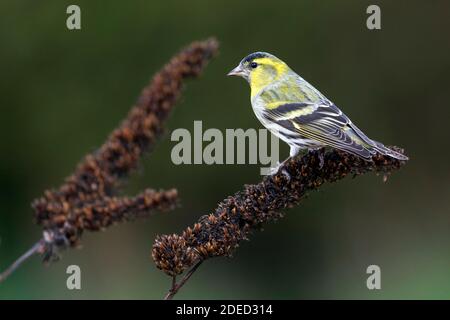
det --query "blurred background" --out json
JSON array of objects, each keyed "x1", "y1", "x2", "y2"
[{"x1": 0, "y1": 0, "x2": 449, "y2": 299}]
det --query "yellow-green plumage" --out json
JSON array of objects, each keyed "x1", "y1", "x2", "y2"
[{"x1": 228, "y1": 52, "x2": 408, "y2": 164}]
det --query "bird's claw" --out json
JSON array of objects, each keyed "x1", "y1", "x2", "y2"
[
  {"x1": 280, "y1": 168, "x2": 291, "y2": 181},
  {"x1": 268, "y1": 161, "x2": 291, "y2": 181},
  {"x1": 268, "y1": 161, "x2": 281, "y2": 175},
  {"x1": 318, "y1": 151, "x2": 325, "y2": 169},
  {"x1": 309, "y1": 149, "x2": 325, "y2": 169}
]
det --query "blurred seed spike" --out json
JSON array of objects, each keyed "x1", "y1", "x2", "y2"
[
  {"x1": 153, "y1": 147, "x2": 408, "y2": 298},
  {"x1": 39, "y1": 188, "x2": 180, "y2": 255},
  {"x1": 33, "y1": 38, "x2": 219, "y2": 241},
  {"x1": 0, "y1": 38, "x2": 219, "y2": 283}
]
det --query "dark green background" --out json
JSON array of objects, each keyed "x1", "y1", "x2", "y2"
[{"x1": 0, "y1": 0, "x2": 449, "y2": 299}]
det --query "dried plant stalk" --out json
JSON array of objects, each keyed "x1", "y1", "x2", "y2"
[
  {"x1": 0, "y1": 38, "x2": 219, "y2": 282},
  {"x1": 31, "y1": 38, "x2": 219, "y2": 250},
  {"x1": 152, "y1": 147, "x2": 408, "y2": 277},
  {"x1": 39, "y1": 188, "x2": 178, "y2": 258}
]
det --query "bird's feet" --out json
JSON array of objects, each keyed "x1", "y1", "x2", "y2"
[
  {"x1": 318, "y1": 151, "x2": 325, "y2": 169},
  {"x1": 268, "y1": 160, "x2": 291, "y2": 181},
  {"x1": 280, "y1": 168, "x2": 291, "y2": 181},
  {"x1": 268, "y1": 162, "x2": 281, "y2": 175},
  {"x1": 309, "y1": 149, "x2": 325, "y2": 169}
]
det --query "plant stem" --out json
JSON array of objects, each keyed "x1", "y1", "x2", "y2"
[
  {"x1": 0, "y1": 239, "x2": 44, "y2": 283},
  {"x1": 164, "y1": 260, "x2": 203, "y2": 300}
]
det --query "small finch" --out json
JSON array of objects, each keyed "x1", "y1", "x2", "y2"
[{"x1": 228, "y1": 52, "x2": 407, "y2": 173}]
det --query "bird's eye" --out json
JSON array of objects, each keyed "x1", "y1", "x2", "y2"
[{"x1": 250, "y1": 62, "x2": 258, "y2": 69}]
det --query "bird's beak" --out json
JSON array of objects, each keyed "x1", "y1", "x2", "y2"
[{"x1": 227, "y1": 65, "x2": 245, "y2": 77}]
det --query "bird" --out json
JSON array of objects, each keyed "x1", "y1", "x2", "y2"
[{"x1": 227, "y1": 52, "x2": 408, "y2": 174}]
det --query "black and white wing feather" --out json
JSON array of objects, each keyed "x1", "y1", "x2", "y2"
[{"x1": 263, "y1": 102, "x2": 405, "y2": 160}]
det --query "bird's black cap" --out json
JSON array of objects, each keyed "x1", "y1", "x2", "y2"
[{"x1": 241, "y1": 52, "x2": 271, "y2": 64}]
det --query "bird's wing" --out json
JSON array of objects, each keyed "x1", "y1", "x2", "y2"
[{"x1": 264, "y1": 102, "x2": 374, "y2": 159}]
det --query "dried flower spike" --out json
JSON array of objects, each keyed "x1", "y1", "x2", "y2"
[
  {"x1": 152, "y1": 147, "x2": 408, "y2": 277},
  {"x1": 32, "y1": 38, "x2": 219, "y2": 250},
  {"x1": 0, "y1": 38, "x2": 219, "y2": 283}
]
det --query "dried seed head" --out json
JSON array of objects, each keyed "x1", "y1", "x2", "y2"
[
  {"x1": 31, "y1": 39, "x2": 219, "y2": 252},
  {"x1": 152, "y1": 148, "x2": 408, "y2": 276}
]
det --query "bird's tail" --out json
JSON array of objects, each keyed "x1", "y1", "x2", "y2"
[
  {"x1": 348, "y1": 123, "x2": 408, "y2": 161},
  {"x1": 370, "y1": 140, "x2": 409, "y2": 161},
  {"x1": 372, "y1": 140, "x2": 409, "y2": 161}
]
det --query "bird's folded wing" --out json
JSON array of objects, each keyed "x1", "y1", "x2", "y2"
[{"x1": 264, "y1": 102, "x2": 373, "y2": 159}]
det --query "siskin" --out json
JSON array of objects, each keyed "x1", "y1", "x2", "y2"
[{"x1": 228, "y1": 52, "x2": 408, "y2": 173}]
